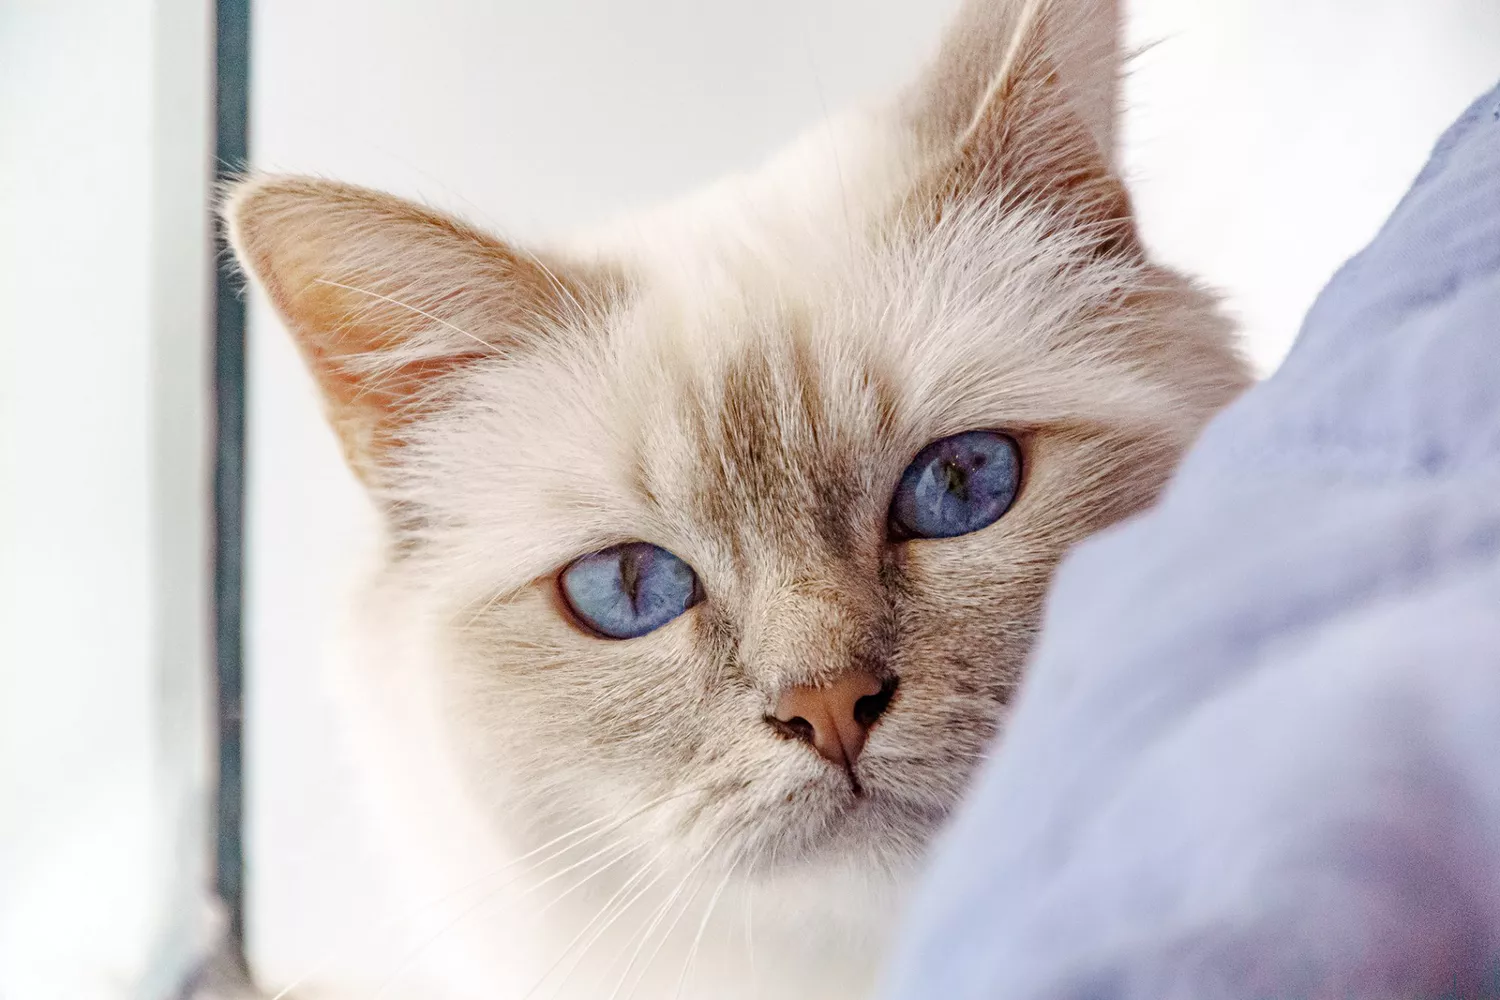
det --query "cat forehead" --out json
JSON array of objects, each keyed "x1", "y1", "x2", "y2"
[
  {"x1": 442, "y1": 206, "x2": 1149, "y2": 497},
  {"x1": 412, "y1": 183, "x2": 1183, "y2": 588},
  {"x1": 435, "y1": 273, "x2": 1038, "y2": 560},
  {"x1": 409, "y1": 334, "x2": 899, "y2": 599},
  {"x1": 635, "y1": 333, "x2": 903, "y2": 569}
]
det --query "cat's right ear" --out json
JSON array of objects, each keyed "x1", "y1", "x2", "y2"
[{"x1": 223, "y1": 175, "x2": 613, "y2": 485}]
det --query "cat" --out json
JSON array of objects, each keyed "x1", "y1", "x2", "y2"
[{"x1": 224, "y1": 0, "x2": 1249, "y2": 996}]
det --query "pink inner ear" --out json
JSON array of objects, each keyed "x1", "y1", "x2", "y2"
[
  {"x1": 224, "y1": 174, "x2": 614, "y2": 485},
  {"x1": 305, "y1": 344, "x2": 496, "y2": 487}
]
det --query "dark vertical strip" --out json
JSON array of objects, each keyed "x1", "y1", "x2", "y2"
[{"x1": 213, "y1": 0, "x2": 251, "y2": 955}]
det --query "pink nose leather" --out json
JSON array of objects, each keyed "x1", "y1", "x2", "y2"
[{"x1": 771, "y1": 672, "x2": 886, "y2": 768}]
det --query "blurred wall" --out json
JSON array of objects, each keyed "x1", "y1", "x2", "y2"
[
  {"x1": 1122, "y1": 0, "x2": 1500, "y2": 368},
  {"x1": 0, "y1": 1, "x2": 213, "y2": 998},
  {"x1": 242, "y1": 0, "x2": 1500, "y2": 992}
]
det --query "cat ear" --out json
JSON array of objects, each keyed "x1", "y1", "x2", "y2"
[
  {"x1": 223, "y1": 175, "x2": 611, "y2": 483},
  {"x1": 901, "y1": 0, "x2": 1136, "y2": 256}
]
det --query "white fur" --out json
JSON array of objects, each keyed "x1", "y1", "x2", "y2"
[{"x1": 227, "y1": 2, "x2": 1248, "y2": 997}]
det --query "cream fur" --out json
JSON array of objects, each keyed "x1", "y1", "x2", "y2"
[{"x1": 224, "y1": 1, "x2": 1250, "y2": 997}]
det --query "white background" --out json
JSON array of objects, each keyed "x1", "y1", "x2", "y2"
[
  {"x1": 235, "y1": 0, "x2": 1495, "y2": 993},
  {"x1": 1, "y1": 1, "x2": 213, "y2": 998}
]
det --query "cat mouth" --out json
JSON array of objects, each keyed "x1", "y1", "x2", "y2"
[{"x1": 765, "y1": 772, "x2": 943, "y2": 860}]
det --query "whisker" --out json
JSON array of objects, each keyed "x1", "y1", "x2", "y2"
[
  {"x1": 266, "y1": 786, "x2": 697, "y2": 1000},
  {"x1": 516, "y1": 835, "x2": 637, "y2": 903},
  {"x1": 370, "y1": 835, "x2": 634, "y2": 999},
  {"x1": 742, "y1": 877, "x2": 756, "y2": 995},
  {"x1": 311, "y1": 277, "x2": 503, "y2": 356},
  {"x1": 532, "y1": 842, "x2": 644, "y2": 919},
  {"x1": 514, "y1": 245, "x2": 592, "y2": 326},
  {"x1": 743, "y1": 843, "x2": 776, "y2": 997},
  {"x1": 545, "y1": 863, "x2": 674, "y2": 1000},
  {"x1": 605, "y1": 871, "x2": 695, "y2": 1000},
  {"x1": 673, "y1": 848, "x2": 742, "y2": 999},
  {"x1": 622, "y1": 869, "x2": 706, "y2": 1000},
  {"x1": 521, "y1": 842, "x2": 674, "y2": 999},
  {"x1": 609, "y1": 827, "x2": 734, "y2": 1000},
  {"x1": 266, "y1": 829, "x2": 595, "y2": 1000}
]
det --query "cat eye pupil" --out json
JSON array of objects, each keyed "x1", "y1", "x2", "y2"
[
  {"x1": 619, "y1": 551, "x2": 642, "y2": 605},
  {"x1": 891, "y1": 430, "x2": 1021, "y2": 541},
  {"x1": 942, "y1": 461, "x2": 969, "y2": 500},
  {"x1": 560, "y1": 542, "x2": 701, "y2": 640}
]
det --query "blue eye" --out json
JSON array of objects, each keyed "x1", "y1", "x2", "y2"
[
  {"x1": 559, "y1": 542, "x2": 702, "y2": 639},
  {"x1": 891, "y1": 431, "x2": 1022, "y2": 540}
]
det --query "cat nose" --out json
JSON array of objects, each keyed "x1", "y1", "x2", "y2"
[{"x1": 768, "y1": 672, "x2": 896, "y2": 769}]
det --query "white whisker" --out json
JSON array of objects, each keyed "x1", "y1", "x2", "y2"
[
  {"x1": 547, "y1": 864, "x2": 673, "y2": 1000},
  {"x1": 268, "y1": 787, "x2": 695, "y2": 1000},
  {"x1": 610, "y1": 828, "x2": 733, "y2": 1000},
  {"x1": 622, "y1": 871, "x2": 705, "y2": 1000},
  {"x1": 604, "y1": 872, "x2": 694, "y2": 1000},
  {"x1": 674, "y1": 848, "x2": 741, "y2": 999},
  {"x1": 522, "y1": 842, "x2": 674, "y2": 999},
  {"x1": 311, "y1": 277, "x2": 502, "y2": 356},
  {"x1": 370, "y1": 836, "x2": 633, "y2": 999}
]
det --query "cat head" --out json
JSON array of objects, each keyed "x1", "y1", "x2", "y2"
[{"x1": 226, "y1": 0, "x2": 1247, "y2": 904}]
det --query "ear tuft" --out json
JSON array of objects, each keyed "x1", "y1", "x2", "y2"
[
  {"x1": 222, "y1": 175, "x2": 611, "y2": 483},
  {"x1": 899, "y1": 0, "x2": 1136, "y2": 257}
]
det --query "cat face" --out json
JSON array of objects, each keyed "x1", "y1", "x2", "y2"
[{"x1": 227, "y1": 0, "x2": 1249, "y2": 898}]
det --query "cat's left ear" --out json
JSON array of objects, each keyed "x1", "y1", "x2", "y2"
[
  {"x1": 224, "y1": 175, "x2": 613, "y2": 485},
  {"x1": 900, "y1": 0, "x2": 1136, "y2": 255}
]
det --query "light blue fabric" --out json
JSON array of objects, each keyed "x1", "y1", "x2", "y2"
[{"x1": 883, "y1": 82, "x2": 1500, "y2": 1000}]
